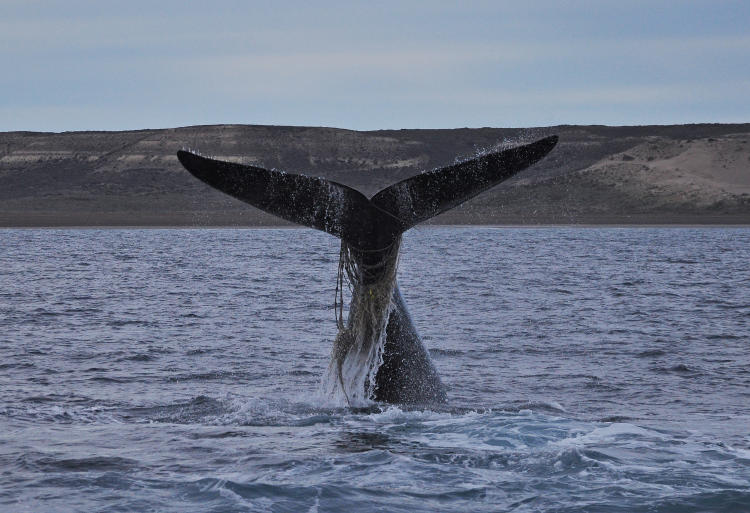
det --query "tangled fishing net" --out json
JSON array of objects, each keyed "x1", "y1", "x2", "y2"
[{"x1": 322, "y1": 237, "x2": 401, "y2": 405}]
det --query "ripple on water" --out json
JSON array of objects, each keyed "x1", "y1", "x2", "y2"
[{"x1": 1, "y1": 227, "x2": 750, "y2": 512}]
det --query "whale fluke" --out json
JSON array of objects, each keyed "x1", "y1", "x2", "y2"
[{"x1": 177, "y1": 135, "x2": 557, "y2": 248}]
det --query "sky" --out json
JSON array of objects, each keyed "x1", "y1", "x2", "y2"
[{"x1": 2, "y1": 0, "x2": 749, "y2": 132}]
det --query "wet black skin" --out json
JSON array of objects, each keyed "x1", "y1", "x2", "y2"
[
  {"x1": 375, "y1": 284, "x2": 447, "y2": 403},
  {"x1": 176, "y1": 135, "x2": 558, "y2": 405}
]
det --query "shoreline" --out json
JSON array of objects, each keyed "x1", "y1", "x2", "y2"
[
  {"x1": 2, "y1": 211, "x2": 749, "y2": 229},
  {"x1": 3, "y1": 223, "x2": 749, "y2": 230}
]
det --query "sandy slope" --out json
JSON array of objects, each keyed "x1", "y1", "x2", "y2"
[{"x1": 577, "y1": 134, "x2": 750, "y2": 208}]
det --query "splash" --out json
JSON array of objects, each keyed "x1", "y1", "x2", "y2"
[{"x1": 322, "y1": 238, "x2": 401, "y2": 406}]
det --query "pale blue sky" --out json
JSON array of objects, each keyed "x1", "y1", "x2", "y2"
[{"x1": 2, "y1": 0, "x2": 749, "y2": 131}]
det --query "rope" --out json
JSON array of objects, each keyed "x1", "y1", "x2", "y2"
[
  {"x1": 334, "y1": 239, "x2": 401, "y2": 328},
  {"x1": 330, "y1": 236, "x2": 402, "y2": 405}
]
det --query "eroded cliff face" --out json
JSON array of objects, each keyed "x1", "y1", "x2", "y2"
[{"x1": 1, "y1": 123, "x2": 749, "y2": 226}]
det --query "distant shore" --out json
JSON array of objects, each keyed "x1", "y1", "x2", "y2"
[
  {"x1": 3, "y1": 225, "x2": 749, "y2": 230},
  {"x1": 2, "y1": 123, "x2": 749, "y2": 227}
]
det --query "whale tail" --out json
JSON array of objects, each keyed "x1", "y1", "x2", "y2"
[
  {"x1": 177, "y1": 135, "x2": 557, "y2": 245},
  {"x1": 177, "y1": 135, "x2": 559, "y2": 405}
]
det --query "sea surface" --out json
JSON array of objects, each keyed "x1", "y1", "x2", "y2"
[{"x1": 1, "y1": 227, "x2": 749, "y2": 512}]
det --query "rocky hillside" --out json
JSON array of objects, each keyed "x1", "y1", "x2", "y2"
[{"x1": 1, "y1": 123, "x2": 749, "y2": 226}]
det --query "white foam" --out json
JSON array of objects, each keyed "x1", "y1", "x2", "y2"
[{"x1": 555, "y1": 422, "x2": 663, "y2": 448}]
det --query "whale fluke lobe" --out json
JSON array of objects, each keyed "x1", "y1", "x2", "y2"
[
  {"x1": 371, "y1": 135, "x2": 558, "y2": 229},
  {"x1": 177, "y1": 135, "x2": 558, "y2": 405},
  {"x1": 176, "y1": 150, "x2": 403, "y2": 250}
]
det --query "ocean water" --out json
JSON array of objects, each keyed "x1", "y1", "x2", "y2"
[{"x1": 1, "y1": 226, "x2": 749, "y2": 513}]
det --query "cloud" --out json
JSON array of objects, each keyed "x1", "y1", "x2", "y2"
[{"x1": 2, "y1": 1, "x2": 750, "y2": 130}]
